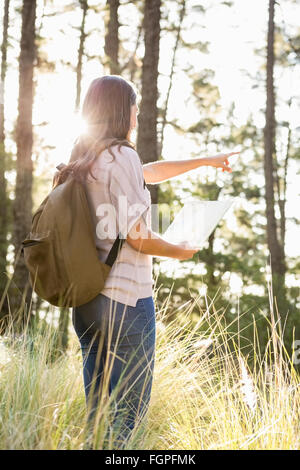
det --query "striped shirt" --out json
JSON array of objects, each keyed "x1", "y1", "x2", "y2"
[{"x1": 84, "y1": 144, "x2": 153, "y2": 307}]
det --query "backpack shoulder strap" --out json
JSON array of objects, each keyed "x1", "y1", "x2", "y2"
[{"x1": 105, "y1": 234, "x2": 125, "y2": 267}]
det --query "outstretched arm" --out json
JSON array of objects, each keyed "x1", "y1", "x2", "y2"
[{"x1": 143, "y1": 151, "x2": 240, "y2": 184}]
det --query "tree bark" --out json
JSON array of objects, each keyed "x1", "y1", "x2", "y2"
[
  {"x1": 158, "y1": 0, "x2": 186, "y2": 158},
  {"x1": 137, "y1": 0, "x2": 161, "y2": 204},
  {"x1": 104, "y1": 0, "x2": 120, "y2": 75},
  {"x1": 57, "y1": 1, "x2": 90, "y2": 347},
  {"x1": 0, "y1": 0, "x2": 10, "y2": 308},
  {"x1": 75, "y1": 0, "x2": 88, "y2": 111},
  {"x1": 263, "y1": 0, "x2": 287, "y2": 316},
  {"x1": 275, "y1": 98, "x2": 292, "y2": 254},
  {"x1": 11, "y1": 0, "x2": 37, "y2": 326},
  {"x1": 56, "y1": 307, "x2": 70, "y2": 356}
]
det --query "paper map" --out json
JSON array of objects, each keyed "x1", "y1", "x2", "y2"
[{"x1": 162, "y1": 199, "x2": 236, "y2": 247}]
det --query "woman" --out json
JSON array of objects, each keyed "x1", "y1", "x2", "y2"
[{"x1": 56, "y1": 75, "x2": 237, "y2": 449}]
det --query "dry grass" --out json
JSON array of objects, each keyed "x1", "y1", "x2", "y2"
[{"x1": 0, "y1": 282, "x2": 299, "y2": 450}]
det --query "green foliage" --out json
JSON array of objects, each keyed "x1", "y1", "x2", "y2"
[{"x1": 155, "y1": 45, "x2": 299, "y2": 358}]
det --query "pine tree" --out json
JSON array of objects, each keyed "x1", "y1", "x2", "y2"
[
  {"x1": 11, "y1": 0, "x2": 37, "y2": 328},
  {"x1": 104, "y1": 0, "x2": 120, "y2": 75},
  {"x1": 137, "y1": 0, "x2": 161, "y2": 204},
  {"x1": 0, "y1": 0, "x2": 10, "y2": 320},
  {"x1": 75, "y1": 0, "x2": 89, "y2": 111}
]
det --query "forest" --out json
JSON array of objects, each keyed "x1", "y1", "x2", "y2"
[{"x1": 0, "y1": 0, "x2": 299, "y2": 451}]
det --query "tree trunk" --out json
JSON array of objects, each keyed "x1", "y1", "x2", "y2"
[
  {"x1": 11, "y1": 0, "x2": 36, "y2": 327},
  {"x1": 104, "y1": 0, "x2": 120, "y2": 75},
  {"x1": 0, "y1": 0, "x2": 9, "y2": 316},
  {"x1": 137, "y1": 0, "x2": 161, "y2": 205},
  {"x1": 57, "y1": 1, "x2": 91, "y2": 348},
  {"x1": 75, "y1": 0, "x2": 88, "y2": 112},
  {"x1": 206, "y1": 186, "x2": 221, "y2": 291},
  {"x1": 56, "y1": 308, "x2": 70, "y2": 356},
  {"x1": 206, "y1": 230, "x2": 217, "y2": 287},
  {"x1": 275, "y1": 98, "x2": 292, "y2": 254},
  {"x1": 158, "y1": 0, "x2": 186, "y2": 159},
  {"x1": 263, "y1": 0, "x2": 287, "y2": 316}
]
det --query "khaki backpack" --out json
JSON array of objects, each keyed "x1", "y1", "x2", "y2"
[{"x1": 21, "y1": 163, "x2": 124, "y2": 308}]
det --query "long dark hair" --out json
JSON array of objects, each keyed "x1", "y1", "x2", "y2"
[{"x1": 53, "y1": 75, "x2": 139, "y2": 187}]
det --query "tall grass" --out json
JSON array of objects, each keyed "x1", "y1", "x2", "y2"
[{"x1": 0, "y1": 282, "x2": 299, "y2": 450}]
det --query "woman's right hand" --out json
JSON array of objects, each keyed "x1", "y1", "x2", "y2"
[
  {"x1": 126, "y1": 219, "x2": 201, "y2": 260},
  {"x1": 174, "y1": 241, "x2": 200, "y2": 260}
]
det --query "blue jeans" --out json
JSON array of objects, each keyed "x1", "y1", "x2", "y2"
[{"x1": 72, "y1": 292, "x2": 156, "y2": 447}]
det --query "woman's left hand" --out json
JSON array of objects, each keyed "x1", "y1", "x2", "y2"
[{"x1": 207, "y1": 151, "x2": 240, "y2": 172}]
